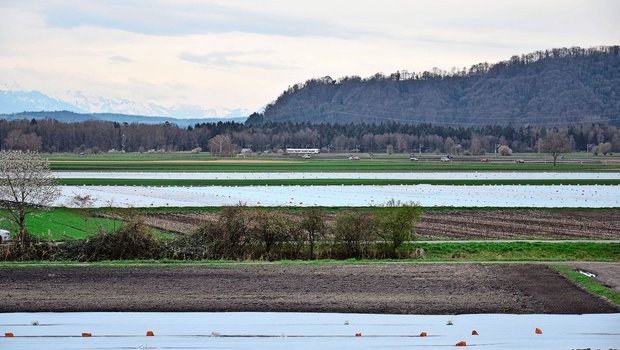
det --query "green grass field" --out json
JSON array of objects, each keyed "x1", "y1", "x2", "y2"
[
  {"x1": 58, "y1": 178, "x2": 620, "y2": 186},
  {"x1": 0, "y1": 209, "x2": 121, "y2": 240},
  {"x1": 50, "y1": 159, "x2": 618, "y2": 172},
  {"x1": 45, "y1": 151, "x2": 620, "y2": 161}
]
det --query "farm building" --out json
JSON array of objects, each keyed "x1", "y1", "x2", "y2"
[{"x1": 285, "y1": 148, "x2": 320, "y2": 154}]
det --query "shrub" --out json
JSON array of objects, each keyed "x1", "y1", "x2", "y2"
[
  {"x1": 78, "y1": 217, "x2": 159, "y2": 261},
  {"x1": 165, "y1": 221, "x2": 219, "y2": 260},
  {"x1": 374, "y1": 203, "x2": 421, "y2": 257},
  {"x1": 300, "y1": 209, "x2": 327, "y2": 259},
  {"x1": 0, "y1": 232, "x2": 60, "y2": 261},
  {"x1": 251, "y1": 210, "x2": 289, "y2": 260},
  {"x1": 333, "y1": 211, "x2": 374, "y2": 258},
  {"x1": 173, "y1": 206, "x2": 255, "y2": 260},
  {"x1": 216, "y1": 206, "x2": 253, "y2": 259}
]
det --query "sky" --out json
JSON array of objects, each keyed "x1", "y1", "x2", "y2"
[{"x1": 0, "y1": 0, "x2": 618, "y2": 114}]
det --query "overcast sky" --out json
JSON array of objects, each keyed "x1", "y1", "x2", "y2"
[{"x1": 1, "y1": 0, "x2": 618, "y2": 112}]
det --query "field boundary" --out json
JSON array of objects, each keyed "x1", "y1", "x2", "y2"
[
  {"x1": 551, "y1": 265, "x2": 620, "y2": 307},
  {"x1": 2, "y1": 257, "x2": 620, "y2": 268}
]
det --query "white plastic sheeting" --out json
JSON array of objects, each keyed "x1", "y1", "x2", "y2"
[
  {"x1": 1, "y1": 312, "x2": 619, "y2": 350},
  {"x1": 57, "y1": 184, "x2": 620, "y2": 208}
]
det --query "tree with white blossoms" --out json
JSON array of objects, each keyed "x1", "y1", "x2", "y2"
[{"x1": 0, "y1": 150, "x2": 60, "y2": 245}]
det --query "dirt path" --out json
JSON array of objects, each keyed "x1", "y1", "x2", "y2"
[{"x1": 0, "y1": 263, "x2": 617, "y2": 314}]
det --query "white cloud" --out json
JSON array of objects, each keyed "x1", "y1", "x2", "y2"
[
  {"x1": 109, "y1": 56, "x2": 134, "y2": 64},
  {"x1": 0, "y1": 0, "x2": 618, "y2": 112}
]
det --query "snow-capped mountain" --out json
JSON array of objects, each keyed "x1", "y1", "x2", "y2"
[
  {"x1": 0, "y1": 88, "x2": 251, "y2": 119},
  {"x1": 0, "y1": 90, "x2": 87, "y2": 114},
  {"x1": 58, "y1": 90, "x2": 251, "y2": 119}
]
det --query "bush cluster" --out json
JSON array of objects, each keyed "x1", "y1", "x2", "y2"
[{"x1": 0, "y1": 205, "x2": 421, "y2": 262}]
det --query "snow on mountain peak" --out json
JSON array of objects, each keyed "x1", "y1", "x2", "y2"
[{"x1": 55, "y1": 90, "x2": 251, "y2": 119}]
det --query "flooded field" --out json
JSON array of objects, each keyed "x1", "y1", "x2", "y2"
[
  {"x1": 57, "y1": 184, "x2": 620, "y2": 207},
  {"x1": 1, "y1": 312, "x2": 619, "y2": 350}
]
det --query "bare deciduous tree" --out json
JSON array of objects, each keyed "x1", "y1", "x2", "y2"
[
  {"x1": 0, "y1": 150, "x2": 60, "y2": 244},
  {"x1": 3, "y1": 130, "x2": 42, "y2": 151},
  {"x1": 497, "y1": 145, "x2": 513, "y2": 156},
  {"x1": 208, "y1": 135, "x2": 236, "y2": 157},
  {"x1": 540, "y1": 132, "x2": 572, "y2": 166},
  {"x1": 70, "y1": 193, "x2": 96, "y2": 231}
]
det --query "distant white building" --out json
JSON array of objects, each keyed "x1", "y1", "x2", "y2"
[{"x1": 286, "y1": 148, "x2": 320, "y2": 154}]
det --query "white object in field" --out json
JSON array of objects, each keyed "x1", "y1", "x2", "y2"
[
  {"x1": 578, "y1": 270, "x2": 597, "y2": 278},
  {"x1": 0, "y1": 229, "x2": 11, "y2": 242},
  {"x1": 56, "y1": 185, "x2": 620, "y2": 208},
  {"x1": 0, "y1": 312, "x2": 618, "y2": 350}
]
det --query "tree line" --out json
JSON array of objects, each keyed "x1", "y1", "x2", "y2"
[{"x1": 1, "y1": 118, "x2": 620, "y2": 155}]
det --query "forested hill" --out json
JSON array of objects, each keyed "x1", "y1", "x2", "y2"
[{"x1": 248, "y1": 46, "x2": 620, "y2": 126}]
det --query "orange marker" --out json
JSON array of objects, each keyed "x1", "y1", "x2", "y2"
[
  {"x1": 81, "y1": 332, "x2": 92, "y2": 337},
  {"x1": 471, "y1": 330, "x2": 479, "y2": 335},
  {"x1": 355, "y1": 332, "x2": 363, "y2": 337},
  {"x1": 419, "y1": 331, "x2": 428, "y2": 337},
  {"x1": 146, "y1": 330, "x2": 155, "y2": 336},
  {"x1": 456, "y1": 340, "x2": 467, "y2": 346},
  {"x1": 4, "y1": 332, "x2": 14, "y2": 337},
  {"x1": 535, "y1": 328, "x2": 543, "y2": 335}
]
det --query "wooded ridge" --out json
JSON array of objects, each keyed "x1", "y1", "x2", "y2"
[{"x1": 248, "y1": 46, "x2": 620, "y2": 126}]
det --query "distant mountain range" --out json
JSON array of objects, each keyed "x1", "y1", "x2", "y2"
[
  {"x1": 0, "y1": 111, "x2": 246, "y2": 127},
  {"x1": 0, "y1": 89, "x2": 250, "y2": 124},
  {"x1": 0, "y1": 90, "x2": 88, "y2": 114},
  {"x1": 248, "y1": 46, "x2": 620, "y2": 126}
]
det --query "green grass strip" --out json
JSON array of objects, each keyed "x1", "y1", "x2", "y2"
[
  {"x1": 0, "y1": 243, "x2": 617, "y2": 267},
  {"x1": 551, "y1": 265, "x2": 620, "y2": 306},
  {"x1": 50, "y1": 160, "x2": 617, "y2": 172},
  {"x1": 407, "y1": 242, "x2": 620, "y2": 262},
  {"x1": 58, "y1": 178, "x2": 620, "y2": 186}
]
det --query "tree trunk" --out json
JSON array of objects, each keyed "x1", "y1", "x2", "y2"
[
  {"x1": 18, "y1": 210, "x2": 26, "y2": 246},
  {"x1": 308, "y1": 235, "x2": 314, "y2": 260}
]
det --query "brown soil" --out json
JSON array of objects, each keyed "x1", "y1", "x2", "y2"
[
  {"x1": 569, "y1": 262, "x2": 620, "y2": 294},
  {"x1": 133, "y1": 209, "x2": 620, "y2": 240},
  {"x1": 0, "y1": 263, "x2": 617, "y2": 314},
  {"x1": 417, "y1": 210, "x2": 620, "y2": 240}
]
